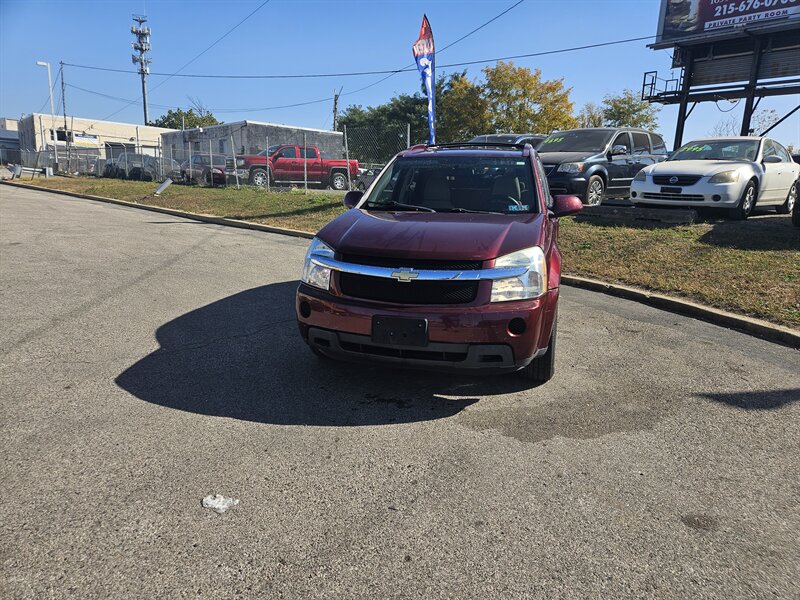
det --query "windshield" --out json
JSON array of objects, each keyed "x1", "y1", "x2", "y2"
[
  {"x1": 258, "y1": 145, "x2": 281, "y2": 157},
  {"x1": 669, "y1": 140, "x2": 760, "y2": 161},
  {"x1": 362, "y1": 155, "x2": 538, "y2": 214},
  {"x1": 539, "y1": 130, "x2": 613, "y2": 153}
]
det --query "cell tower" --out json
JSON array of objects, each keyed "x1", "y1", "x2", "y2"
[{"x1": 131, "y1": 15, "x2": 151, "y2": 124}]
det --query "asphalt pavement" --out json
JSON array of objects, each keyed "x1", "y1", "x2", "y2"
[{"x1": 1, "y1": 185, "x2": 798, "y2": 599}]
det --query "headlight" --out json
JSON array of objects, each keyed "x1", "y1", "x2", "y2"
[
  {"x1": 490, "y1": 247, "x2": 548, "y2": 303},
  {"x1": 633, "y1": 170, "x2": 647, "y2": 182},
  {"x1": 236, "y1": 158, "x2": 245, "y2": 167},
  {"x1": 708, "y1": 170, "x2": 739, "y2": 184},
  {"x1": 211, "y1": 168, "x2": 223, "y2": 174},
  {"x1": 557, "y1": 162, "x2": 583, "y2": 174},
  {"x1": 302, "y1": 238, "x2": 334, "y2": 290}
]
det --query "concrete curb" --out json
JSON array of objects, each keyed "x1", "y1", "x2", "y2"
[
  {"x1": 4, "y1": 180, "x2": 798, "y2": 349},
  {"x1": 0, "y1": 180, "x2": 314, "y2": 240},
  {"x1": 561, "y1": 275, "x2": 799, "y2": 349}
]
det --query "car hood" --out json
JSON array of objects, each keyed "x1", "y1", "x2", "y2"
[
  {"x1": 648, "y1": 160, "x2": 755, "y2": 175},
  {"x1": 317, "y1": 209, "x2": 546, "y2": 261},
  {"x1": 537, "y1": 151, "x2": 603, "y2": 164}
]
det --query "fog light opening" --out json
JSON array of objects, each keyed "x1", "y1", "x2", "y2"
[
  {"x1": 630, "y1": 191, "x2": 637, "y2": 198},
  {"x1": 712, "y1": 194, "x2": 721, "y2": 202},
  {"x1": 508, "y1": 318, "x2": 527, "y2": 335},
  {"x1": 299, "y1": 301, "x2": 311, "y2": 318}
]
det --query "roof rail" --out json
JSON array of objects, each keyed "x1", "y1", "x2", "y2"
[{"x1": 428, "y1": 141, "x2": 529, "y2": 149}]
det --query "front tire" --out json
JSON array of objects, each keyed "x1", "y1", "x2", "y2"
[
  {"x1": 250, "y1": 167, "x2": 270, "y2": 187},
  {"x1": 776, "y1": 180, "x2": 797, "y2": 215},
  {"x1": 330, "y1": 172, "x2": 348, "y2": 191},
  {"x1": 729, "y1": 180, "x2": 756, "y2": 220},
  {"x1": 518, "y1": 319, "x2": 557, "y2": 384},
  {"x1": 585, "y1": 175, "x2": 604, "y2": 206}
]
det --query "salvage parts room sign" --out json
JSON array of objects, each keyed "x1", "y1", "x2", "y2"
[{"x1": 659, "y1": 0, "x2": 800, "y2": 41}]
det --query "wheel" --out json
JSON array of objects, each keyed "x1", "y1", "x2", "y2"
[
  {"x1": 250, "y1": 168, "x2": 270, "y2": 187},
  {"x1": 204, "y1": 170, "x2": 213, "y2": 186},
  {"x1": 585, "y1": 175, "x2": 604, "y2": 206},
  {"x1": 330, "y1": 172, "x2": 348, "y2": 190},
  {"x1": 518, "y1": 318, "x2": 557, "y2": 384},
  {"x1": 776, "y1": 180, "x2": 797, "y2": 214},
  {"x1": 728, "y1": 180, "x2": 757, "y2": 220},
  {"x1": 793, "y1": 187, "x2": 800, "y2": 227}
]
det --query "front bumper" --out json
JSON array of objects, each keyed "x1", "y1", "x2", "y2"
[
  {"x1": 631, "y1": 178, "x2": 744, "y2": 207},
  {"x1": 545, "y1": 171, "x2": 589, "y2": 198},
  {"x1": 296, "y1": 283, "x2": 558, "y2": 373}
]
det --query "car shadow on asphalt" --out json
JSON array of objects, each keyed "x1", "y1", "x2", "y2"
[
  {"x1": 699, "y1": 389, "x2": 800, "y2": 410},
  {"x1": 115, "y1": 281, "x2": 537, "y2": 426}
]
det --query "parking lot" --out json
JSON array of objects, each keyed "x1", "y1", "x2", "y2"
[{"x1": 1, "y1": 185, "x2": 799, "y2": 598}]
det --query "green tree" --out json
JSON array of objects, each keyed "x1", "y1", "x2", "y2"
[
  {"x1": 482, "y1": 61, "x2": 577, "y2": 134},
  {"x1": 601, "y1": 89, "x2": 659, "y2": 129},
  {"x1": 149, "y1": 107, "x2": 221, "y2": 129},
  {"x1": 437, "y1": 71, "x2": 489, "y2": 142}
]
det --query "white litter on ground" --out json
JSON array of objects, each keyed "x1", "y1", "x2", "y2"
[{"x1": 202, "y1": 494, "x2": 239, "y2": 514}]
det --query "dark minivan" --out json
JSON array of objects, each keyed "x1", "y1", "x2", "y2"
[
  {"x1": 538, "y1": 128, "x2": 668, "y2": 205},
  {"x1": 296, "y1": 142, "x2": 583, "y2": 384}
]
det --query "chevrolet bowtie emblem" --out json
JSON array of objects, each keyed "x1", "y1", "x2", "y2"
[{"x1": 391, "y1": 269, "x2": 419, "y2": 283}]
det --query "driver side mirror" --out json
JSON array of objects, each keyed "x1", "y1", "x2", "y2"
[
  {"x1": 763, "y1": 155, "x2": 782, "y2": 164},
  {"x1": 343, "y1": 190, "x2": 363, "y2": 209},
  {"x1": 552, "y1": 195, "x2": 583, "y2": 218},
  {"x1": 611, "y1": 145, "x2": 628, "y2": 156}
]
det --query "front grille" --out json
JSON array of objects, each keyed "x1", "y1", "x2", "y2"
[
  {"x1": 339, "y1": 273, "x2": 479, "y2": 305},
  {"x1": 652, "y1": 174, "x2": 702, "y2": 186},
  {"x1": 643, "y1": 192, "x2": 705, "y2": 201},
  {"x1": 341, "y1": 254, "x2": 482, "y2": 271},
  {"x1": 225, "y1": 158, "x2": 235, "y2": 169}
]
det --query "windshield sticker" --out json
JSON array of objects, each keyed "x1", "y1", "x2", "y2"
[
  {"x1": 507, "y1": 204, "x2": 529, "y2": 212},
  {"x1": 543, "y1": 137, "x2": 564, "y2": 144}
]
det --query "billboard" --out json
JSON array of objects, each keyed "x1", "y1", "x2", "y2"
[{"x1": 658, "y1": 0, "x2": 800, "y2": 43}]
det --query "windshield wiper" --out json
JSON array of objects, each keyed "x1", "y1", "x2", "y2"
[
  {"x1": 369, "y1": 201, "x2": 436, "y2": 213},
  {"x1": 446, "y1": 207, "x2": 505, "y2": 215}
]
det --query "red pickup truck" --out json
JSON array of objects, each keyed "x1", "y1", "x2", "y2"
[{"x1": 228, "y1": 144, "x2": 359, "y2": 190}]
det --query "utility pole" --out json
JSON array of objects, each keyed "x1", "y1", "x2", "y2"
[
  {"x1": 131, "y1": 15, "x2": 151, "y2": 124},
  {"x1": 332, "y1": 86, "x2": 343, "y2": 131},
  {"x1": 60, "y1": 62, "x2": 70, "y2": 169}
]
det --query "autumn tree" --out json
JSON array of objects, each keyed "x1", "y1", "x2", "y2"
[
  {"x1": 482, "y1": 61, "x2": 577, "y2": 134},
  {"x1": 577, "y1": 102, "x2": 604, "y2": 128},
  {"x1": 601, "y1": 89, "x2": 659, "y2": 129},
  {"x1": 436, "y1": 71, "x2": 489, "y2": 142}
]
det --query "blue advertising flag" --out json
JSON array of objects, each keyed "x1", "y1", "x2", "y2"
[{"x1": 412, "y1": 15, "x2": 435, "y2": 145}]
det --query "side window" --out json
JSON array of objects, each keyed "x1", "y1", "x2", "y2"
[
  {"x1": 651, "y1": 134, "x2": 667, "y2": 156},
  {"x1": 611, "y1": 132, "x2": 631, "y2": 155},
  {"x1": 632, "y1": 132, "x2": 651, "y2": 155},
  {"x1": 773, "y1": 141, "x2": 791, "y2": 162},
  {"x1": 277, "y1": 147, "x2": 297, "y2": 159},
  {"x1": 300, "y1": 147, "x2": 318, "y2": 159}
]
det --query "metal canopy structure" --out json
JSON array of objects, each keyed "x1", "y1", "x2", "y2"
[{"x1": 643, "y1": 1, "x2": 800, "y2": 150}]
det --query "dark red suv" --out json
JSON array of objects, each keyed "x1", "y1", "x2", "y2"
[{"x1": 296, "y1": 142, "x2": 582, "y2": 383}]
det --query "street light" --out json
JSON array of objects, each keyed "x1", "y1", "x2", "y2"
[{"x1": 36, "y1": 60, "x2": 58, "y2": 170}]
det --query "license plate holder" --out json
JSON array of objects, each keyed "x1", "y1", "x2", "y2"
[
  {"x1": 372, "y1": 316, "x2": 428, "y2": 347},
  {"x1": 661, "y1": 186, "x2": 682, "y2": 194}
]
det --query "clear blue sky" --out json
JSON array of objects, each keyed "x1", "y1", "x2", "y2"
[{"x1": 1, "y1": 0, "x2": 798, "y2": 148}]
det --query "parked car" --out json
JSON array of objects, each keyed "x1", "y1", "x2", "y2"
[
  {"x1": 104, "y1": 152, "x2": 175, "y2": 182},
  {"x1": 470, "y1": 133, "x2": 547, "y2": 148},
  {"x1": 295, "y1": 142, "x2": 583, "y2": 384},
  {"x1": 630, "y1": 137, "x2": 799, "y2": 219},
  {"x1": 354, "y1": 166, "x2": 383, "y2": 191},
  {"x1": 181, "y1": 154, "x2": 228, "y2": 185},
  {"x1": 794, "y1": 187, "x2": 800, "y2": 227},
  {"x1": 228, "y1": 145, "x2": 359, "y2": 190},
  {"x1": 537, "y1": 127, "x2": 668, "y2": 205}
]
